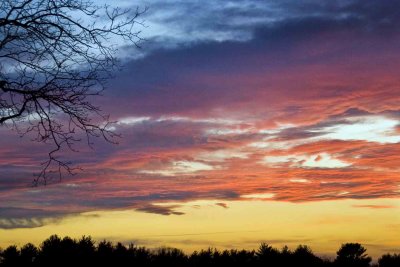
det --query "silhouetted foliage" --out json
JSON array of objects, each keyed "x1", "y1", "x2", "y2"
[
  {"x1": 293, "y1": 245, "x2": 323, "y2": 267},
  {"x1": 335, "y1": 243, "x2": 372, "y2": 267},
  {"x1": 19, "y1": 243, "x2": 38, "y2": 266},
  {"x1": 37, "y1": 235, "x2": 63, "y2": 266},
  {"x1": 378, "y1": 253, "x2": 400, "y2": 267},
  {"x1": 95, "y1": 240, "x2": 111, "y2": 264},
  {"x1": 1, "y1": 245, "x2": 20, "y2": 267},
  {"x1": 153, "y1": 247, "x2": 187, "y2": 267},
  {"x1": 77, "y1": 236, "x2": 95, "y2": 265},
  {"x1": 190, "y1": 248, "x2": 218, "y2": 267},
  {"x1": 0, "y1": 236, "x2": 394, "y2": 267},
  {"x1": 127, "y1": 244, "x2": 152, "y2": 266},
  {"x1": 256, "y1": 243, "x2": 280, "y2": 267}
]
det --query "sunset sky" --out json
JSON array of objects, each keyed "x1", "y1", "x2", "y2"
[{"x1": 1, "y1": 0, "x2": 400, "y2": 259}]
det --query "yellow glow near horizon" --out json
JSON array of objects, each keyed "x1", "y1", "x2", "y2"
[{"x1": 1, "y1": 198, "x2": 399, "y2": 259}]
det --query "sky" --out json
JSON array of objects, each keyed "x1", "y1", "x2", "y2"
[{"x1": 1, "y1": 0, "x2": 400, "y2": 259}]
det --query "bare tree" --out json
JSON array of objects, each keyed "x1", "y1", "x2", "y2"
[{"x1": 0, "y1": 0, "x2": 144, "y2": 184}]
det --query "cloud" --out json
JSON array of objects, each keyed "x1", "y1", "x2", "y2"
[
  {"x1": 262, "y1": 153, "x2": 351, "y2": 169},
  {"x1": 316, "y1": 116, "x2": 400, "y2": 144},
  {"x1": 139, "y1": 161, "x2": 216, "y2": 176},
  {"x1": 0, "y1": 207, "x2": 66, "y2": 229},
  {"x1": 136, "y1": 204, "x2": 185, "y2": 216},
  {"x1": 215, "y1": 202, "x2": 229, "y2": 209},
  {"x1": 352, "y1": 205, "x2": 397, "y2": 209},
  {"x1": 1, "y1": 0, "x2": 400, "y2": 229},
  {"x1": 0, "y1": 218, "x2": 61, "y2": 229},
  {"x1": 122, "y1": 0, "x2": 400, "y2": 57},
  {"x1": 241, "y1": 193, "x2": 275, "y2": 200}
]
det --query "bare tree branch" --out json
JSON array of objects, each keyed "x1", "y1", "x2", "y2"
[{"x1": 0, "y1": 0, "x2": 145, "y2": 185}]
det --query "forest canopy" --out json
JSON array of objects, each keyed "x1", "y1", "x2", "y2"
[{"x1": 1, "y1": 235, "x2": 400, "y2": 267}]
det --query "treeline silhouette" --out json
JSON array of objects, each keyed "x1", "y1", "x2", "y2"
[{"x1": 1, "y1": 235, "x2": 399, "y2": 267}]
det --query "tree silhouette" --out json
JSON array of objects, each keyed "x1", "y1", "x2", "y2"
[
  {"x1": 228, "y1": 249, "x2": 255, "y2": 267},
  {"x1": 153, "y1": 247, "x2": 187, "y2": 267},
  {"x1": 0, "y1": 0, "x2": 144, "y2": 184},
  {"x1": 280, "y1": 245, "x2": 295, "y2": 266},
  {"x1": 126, "y1": 244, "x2": 151, "y2": 266},
  {"x1": 19, "y1": 243, "x2": 38, "y2": 266},
  {"x1": 190, "y1": 248, "x2": 219, "y2": 267},
  {"x1": 256, "y1": 243, "x2": 280, "y2": 267},
  {"x1": 3, "y1": 235, "x2": 397, "y2": 267},
  {"x1": 113, "y1": 242, "x2": 129, "y2": 266},
  {"x1": 293, "y1": 245, "x2": 323, "y2": 267},
  {"x1": 37, "y1": 234, "x2": 63, "y2": 265},
  {"x1": 335, "y1": 243, "x2": 371, "y2": 267},
  {"x1": 96, "y1": 240, "x2": 114, "y2": 265},
  {"x1": 76, "y1": 236, "x2": 95, "y2": 265},
  {"x1": 1, "y1": 245, "x2": 20, "y2": 266},
  {"x1": 378, "y1": 253, "x2": 400, "y2": 267}
]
